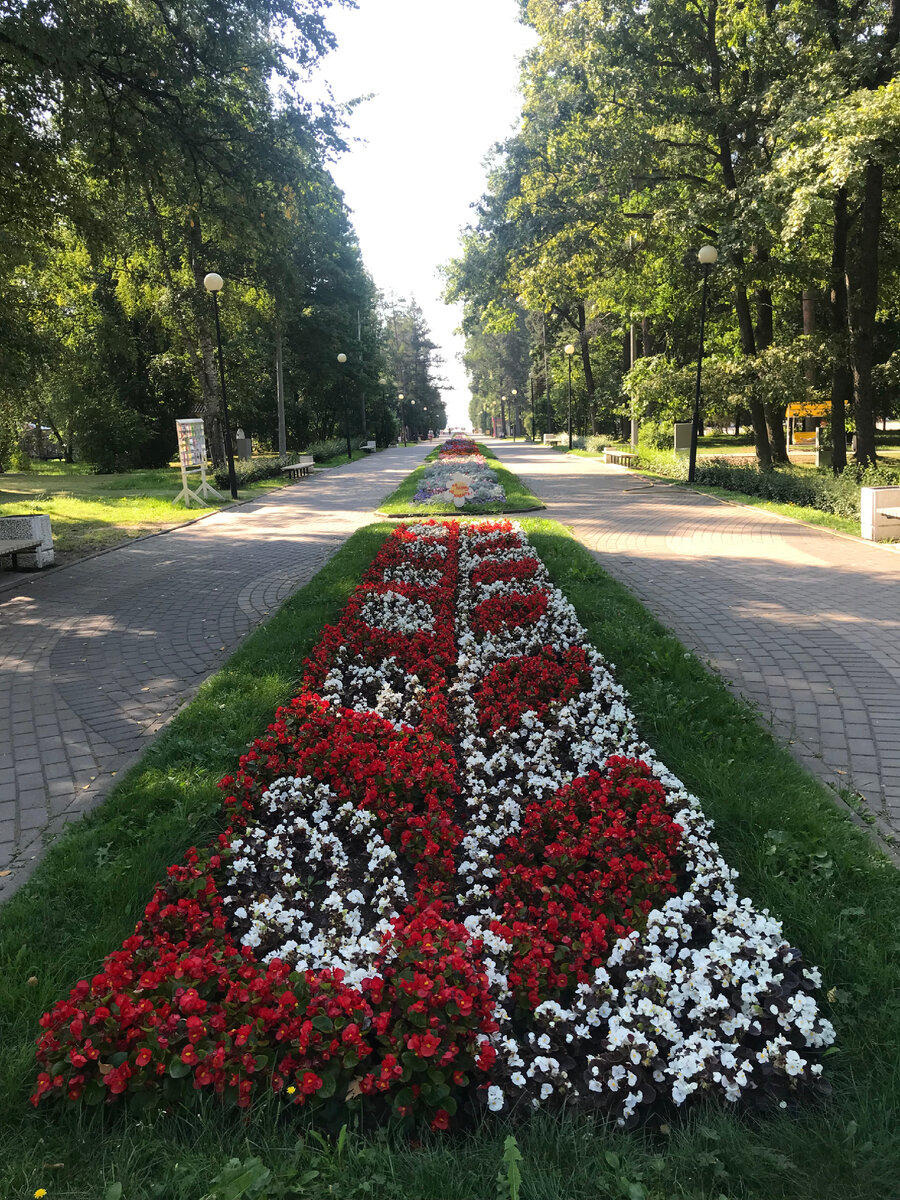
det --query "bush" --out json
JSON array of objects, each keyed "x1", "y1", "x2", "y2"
[
  {"x1": 212, "y1": 456, "x2": 285, "y2": 490},
  {"x1": 636, "y1": 449, "x2": 900, "y2": 518},
  {"x1": 637, "y1": 420, "x2": 673, "y2": 451},
  {"x1": 306, "y1": 436, "x2": 369, "y2": 462}
]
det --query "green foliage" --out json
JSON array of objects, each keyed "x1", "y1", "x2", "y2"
[
  {"x1": 212, "y1": 457, "x2": 287, "y2": 490},
  {"x1": 638, "y1": 451, "x2": 900, "y2": 519}
]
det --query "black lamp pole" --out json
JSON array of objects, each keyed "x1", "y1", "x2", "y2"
[
  {"x1": 688, "y1": 246, "x2": 718, "y2": 483},
  {"x1": 530, "y1": 376, "x2": 536, "y2": 441},
  {"x1": 204, "y1": 273, "x2": 238, "y2": 500},
  {"x1": 565, "y1": 345, "x2": 575, "y2": 451},
  {"x1": 337, "y1": 353, "x2": 352, "y2": 462}
]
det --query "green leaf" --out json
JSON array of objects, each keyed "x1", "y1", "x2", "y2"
[
  {"x1": 167, "y1": 1058, "x2": 192, "y2": 1079},
  {"x1": 104, "y1": 1183, "x2": 123, "y2": 1200}
]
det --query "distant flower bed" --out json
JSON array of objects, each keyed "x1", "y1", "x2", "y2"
[
  {"x1": 412, "y1": 438, "x2": 504, "y2": 508},
  {"x1": 33, "y1": 520, "x2": 834, "y2": 1131}
]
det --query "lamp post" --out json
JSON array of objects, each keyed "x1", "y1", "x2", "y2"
[
  {"x1": 500, "y1": 394, "x2": 507, "y2": 439},
  {"x1": 564, "y1": 343, "x2": 575, "y2": 450},
  {"x1": 337, "y1": 352, "x2": 352, "y2": 462},
  {"x1": 203, "y1": 272, "x2": 238, "y2": 500},
  {"x1": 688, "y1": 245, "x2": 718, "y2": 483},
  {"x1": 511, "y1": 388, "x2": 518, "y2": 442},
  {"x1": 398, "y1": 393, "x2": 407, "y2": 446}
]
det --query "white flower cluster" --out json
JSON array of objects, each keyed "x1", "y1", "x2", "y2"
[
  {"x1": 222, "y1": 775, "x2": 409, "y2": 989},
  {"x1": 450, "y1": 521, "x2": 835, "y2": 1124},
  {"x1": 359, "y1": 590, "x2": 435, "y2": 635},
  {"x1": 221, "y1": 524, "x2": 452, "y2": 992}
]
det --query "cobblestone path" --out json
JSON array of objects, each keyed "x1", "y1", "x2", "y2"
[
  {"x1": 492, "y1": 441, "x2": 900, "y2": 846},
  {"x1": 0, "y1": 445, "x2": 428, "y2": 900}
]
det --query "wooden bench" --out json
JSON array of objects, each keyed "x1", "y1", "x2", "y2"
[
  {"x1": 602, "y1": 449, "x2": 637, "y2": 467},
  {"x1": 0, "y1": 536, "x2": 42, "y2": 571},
  {"x1": 543, "y1": 435, "x2": 562, "y2": 446},
  {"x1": 281, "y1": 455, "x2": 315, "y2": 480},
  {"x1": 362, "y1": 440, "x2": 377, "y2": 453}
]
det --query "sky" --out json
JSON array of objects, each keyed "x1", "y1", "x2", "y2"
[{"x1": 308, "y1": 0, "x2": 535, "y2": 428}]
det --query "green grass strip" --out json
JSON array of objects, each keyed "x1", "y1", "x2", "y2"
[
  {"x1": 377, "y1": 442, "x2": 544, "y2": 516},
  {"x1": 1, "y1": 519, "x2": 898, "y2": 1199}
]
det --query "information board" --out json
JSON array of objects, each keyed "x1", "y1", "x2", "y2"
[
  {"x1": 176, "y1": 419, "x2": 206, "y2": 469},
  {"x1": 172, "y1": 418, "x2": 223, "y2": 508}
]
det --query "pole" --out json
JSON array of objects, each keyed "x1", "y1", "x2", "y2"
[
  {"x1": 567, "y1": 355, "x2": 573, "y2": 451},
  {"x1": 629, "y1": 321, "x2": 639, "y2": 448},
  {"x1": 211, "y1": 292, "x2": 238, "y2": 500},
  {"x1": 688, "y1": 264, "x2": 711, "y2": 484},
  {"x1": 530, "y1": 376, "x2": 535, "y2": 441},
  {"x1": 343, "y1": 383, "x2": 352, "y2": 463},
  {"x1": 275, "y1": 320, "x2": 286, "y2": 458},
  {"x1": 543, "y1": 313, "x2": 551, "y2": 442}
]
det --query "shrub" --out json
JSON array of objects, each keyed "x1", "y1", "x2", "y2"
[
  {"x1": 212, "y1": 457, "x2": 285, "y2": 490},
  {"x1": 636, "y1": 449, "x2": 900, "y2": 518}
]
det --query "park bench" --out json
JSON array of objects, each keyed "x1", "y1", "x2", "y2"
[
  {"x1": 543, "y1": 434, "x2": 562, "y2": 446},
  {"x1": 281, "y1": 455, "x2": 315, "y2": 480},
  {"x1": 362, "y1": 440, "x2": 377, "y2": 453},
  {"x1": 0, "y1": 514, "x2": 55, "y2": 570},
  {"x1": 602, "y1": 449, "x2": 637, "y2": 467}
]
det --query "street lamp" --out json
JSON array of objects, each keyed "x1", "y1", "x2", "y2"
[
  {"x1": 688, "y1": 245, "x2": 719, "y2": 483},
  {"x1": 530, "y1": 375, "x2": 536, "y2": 442},
  {"x1": 203, "y1": 272, "x2": 238, "y2": 500},
  {"x1": 511, "y1": 388, "x2": 518, "y2": 442},
  {"x1": 501, "y1": 394, "x2": 507, "y2": 439},
  {"x1": 337, "y1": 352, "x2": 352, "y2": 462},
  {"x1": 398, "y1": 393, "x2": 407, "y2": 447},
  {"x1": 564, "y1": 343, "x2": 575, "y2": 451}
]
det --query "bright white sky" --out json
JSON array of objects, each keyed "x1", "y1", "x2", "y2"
[{"x1": 308, "y1": 0, "x2": 535, "y2": 428}]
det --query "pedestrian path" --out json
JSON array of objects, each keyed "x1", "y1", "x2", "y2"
[
  {"x1": 0, "y1": 445, "x2": 429, "y2": 901},
  {"x1": 491, "y1": 441, "x2": 900, "y2": 845}
]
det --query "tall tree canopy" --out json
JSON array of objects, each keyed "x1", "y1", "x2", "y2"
[{"x1": 447, "y1": 0, "x2": 900, "y2": 468}]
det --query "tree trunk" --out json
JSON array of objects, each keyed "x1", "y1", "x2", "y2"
[
  {"x1": 827, "y1": 189, "x2": 852, "y2": 473},
  {"x1": 275, "y1": 320, "x2": 286, "y2": 456},
  {"x1": 733, "y1": 281, "x2": 772, "y2": 469},
  {"x1": 755, "y1": 281, "x2": 789, "y2": 464},
  {"x1": 577, "y1": 303, "x2": 597, "y2": 433},
  {"x1": 186, "y1": 216, "x2": 227, "y2": 465},
  {"x1": 847, "y1": 161, "x2": 882, "y2": 466}
]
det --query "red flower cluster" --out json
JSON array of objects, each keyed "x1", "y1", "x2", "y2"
[
  {"x1": 473, "y1": 646, "x2": 595, "y2": 734},
  {"x1": 470, "y1": 588, "x2": 550, "y2": 638},
  {"x1": 438, "y1": 437, "x2": 481, "y2": 459},
  {"x1": 490, "y1": 760, "x2": 683, "y2": 1009},
  {"x1": 355, "y1": 905, "x2": 498, "y2": 1124},
  {"x1": 471, "y1": 556, "x2": 541, "y2": 588},
  {"x1": 33, "y1": 849, "x2": 377, "y2": 1110},
  {"x1": 224, "y1": 697, "x2": 462, "y2": 896}
]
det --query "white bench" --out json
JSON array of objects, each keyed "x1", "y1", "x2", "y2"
[
  {"x1": 362, "y1": 440, "x2": 377, "y2": 453},
  {"x1": 0, "y1": 514, "x2": 54, "y2": 569},
  {"x1": 861, "y1": 486, "x2": 900, "y2": 541},
  {"x1": 281, "y1": 455, "x2": 315, "y2": 480},
  {"x1": 603, "y1": 449, "x2": 637, "y2": 467},
  {"x1": 543, "y1": 434, "x2": 562, "y2": 446}
]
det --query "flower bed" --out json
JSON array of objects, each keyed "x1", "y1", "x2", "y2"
[
  {"x1": 33, "y1": 520, "x2": 834, "y2": 1130},
  {"x1": 412, "y1": 438, "x2": 505, "y2": 508}
]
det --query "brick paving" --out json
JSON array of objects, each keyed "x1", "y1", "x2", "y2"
[
  {"x1": 0, "y1": 445, "x2": 428, "y2": 901},
  {"x1": 491, "y1": 441, "x2": 900, "y2": 846}
]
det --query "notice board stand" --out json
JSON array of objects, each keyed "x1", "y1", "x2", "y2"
[{"x1": 173, "y1": 418, "x2": 225, "y2": 507}]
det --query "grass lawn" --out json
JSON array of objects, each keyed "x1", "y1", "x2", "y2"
[
  {"x1": 378, "y1": 442, "x2": 544, "y2": 516},
  {"x1": 0, "y1": 462, "x2": 292, "y2": 564},
  {"x1": 1, "y1": 518, "x2": 898, "y2": 1199},
  {"x1": 317, "y1": 446, "x2": 392, "y2": 468}
]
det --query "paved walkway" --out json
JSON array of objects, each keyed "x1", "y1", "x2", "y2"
[
  {"x1": 491, "y1": 441, "x2": 900, "y2": 846},
  {"x1": 0, "y1": 445, "x2": 429, "y2": 901}
]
